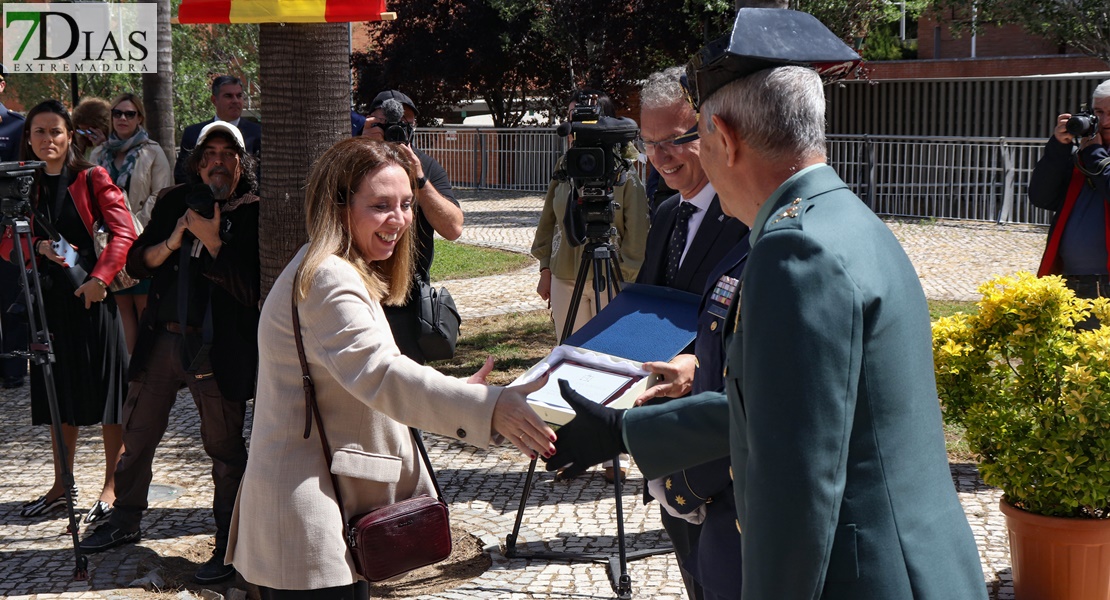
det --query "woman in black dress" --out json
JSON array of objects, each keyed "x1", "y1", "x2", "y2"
[{"x1": 0, "y1": 100, "x2": 135, "y2": 523}]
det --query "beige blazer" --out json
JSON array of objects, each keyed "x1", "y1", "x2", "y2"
[
  {"x1": 90, "y1": 140, "x2": 172, "y2": 226},
  {"x1": 226, "y1": 246, "x2": 502, "y2": 590}
]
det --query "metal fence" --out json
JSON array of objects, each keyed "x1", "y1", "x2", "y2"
[
  {"x1": 417, "y1": 128, "x2": 1052, "y2": 226},
  {"x1": 415, "y1": 127, "x2": 563, "y2": 192},
  {"x1": 827, "y1": 135, "x2": 1049, "y2": 225}
]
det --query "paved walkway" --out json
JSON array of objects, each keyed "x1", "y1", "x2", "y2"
[{"x1": 0, "y1": 190, "x2": 1044, "y2": 599}]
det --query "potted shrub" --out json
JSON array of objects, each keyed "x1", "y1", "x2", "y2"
[{"x1": 932, "y1": 272, "x2": 1110, "y2": 600}]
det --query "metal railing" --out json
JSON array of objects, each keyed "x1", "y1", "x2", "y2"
[
  {"x1": 415, "y1": 127, "x2": 563, "y2": 192},
  {"x1": 827, "y1": 135, "x2": 1049, "y2": 225},
  {"x1": 417, "y1": 128, "x2": 1053, "y2": 226}
]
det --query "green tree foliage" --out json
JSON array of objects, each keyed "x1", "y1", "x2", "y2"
[
  {"x1": 11, "y1": 73, "x2": 141, "y2": 115},
  {"x1": 790, "y1": 0, "x2": 926, "y2": 46},
  {"x1": 926, "y1": 0, "x2": 1110, "y2": 64},
  {"x1": 352, "y1": 0, "x2": 734, "y2": 126},
  {"x1": 170, "y1": 0, "x2": 259, "y2": 138},
  {"x1": 11, "y1": 0, "x2": 259, "y2": 146}
]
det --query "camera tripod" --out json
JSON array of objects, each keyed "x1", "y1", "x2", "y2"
[
  {"x1": 0, "y1": 211, "x2": 88, "y2": 580},
  {"x1": 505, "y1": 226, "x2": 671, "y2": 600}
]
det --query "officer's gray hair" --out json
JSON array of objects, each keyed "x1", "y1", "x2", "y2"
[
  {"x1": 1093, "y1": 79, "x2": 1110, "y2": 103},
  {"x1": 701, "y1": 66, "x2": 826, "y2": 162},
  {"x1": 640, "y1": 67, "x2": 689, "y2": 111}
]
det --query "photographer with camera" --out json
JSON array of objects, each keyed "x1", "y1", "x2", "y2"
[
  {"x1": 1030, "y1": 80, "x2": 1110, "y2": 319},
  {"x1": 79, "y1": 121, "x2": 259, "y2": 585},
  {"x1": 531, "y1": 90, "x2": 648, "y2": 341},
  {"x1": 361, "y1": 90, "x2": 463, "y2": 364}
]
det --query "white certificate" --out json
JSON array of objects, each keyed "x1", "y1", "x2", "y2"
[{"x1": 527, "y1": 361, "x2": 636, "y2": 410}]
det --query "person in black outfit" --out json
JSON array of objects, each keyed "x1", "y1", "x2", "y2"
[
  {"x1": 633, "y1": 67, "x2": 749, "y2": 600},
  {"x1": 1, "y1": 100, "x2": 135, "y2": 521},
  {"x1": 361, "y1": 90, "x2": 463, "y2": 364},
  {"x1": 79, "y1": 122, "x2": 259, "y2": 586},
  {"x1": 0, "y1": 65, "x2": 28, "y2": 389}
]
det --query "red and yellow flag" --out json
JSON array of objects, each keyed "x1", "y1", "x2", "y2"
[{"x1": 177, "y1": 0, "x2": 389, "y2": 23}]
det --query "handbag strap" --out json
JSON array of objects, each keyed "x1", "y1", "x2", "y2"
[
  {"x1": 85, "y1": 167, "x2": 102, "y2": 224},
  {"x1": 291, "y1": 293, "x2": 447, "y2": 531}
]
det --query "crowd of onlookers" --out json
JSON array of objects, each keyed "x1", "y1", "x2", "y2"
[
  {"x1": 0, "y1": 59, "x2": 754, "y2": 596},
  {"x1": 6, "y1": 43, "x2": 1093, "y2": 596}
]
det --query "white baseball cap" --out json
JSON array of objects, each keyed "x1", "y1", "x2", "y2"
[{"x1": 196, "y1": 121, "x2": 246, "y2": 152}]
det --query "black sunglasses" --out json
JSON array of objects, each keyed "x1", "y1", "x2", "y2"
[{"x1": 111, "y1": 109, "x2": 138, "y2": 119}]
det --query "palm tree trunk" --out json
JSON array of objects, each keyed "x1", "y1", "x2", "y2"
[
  {"x1": 258, "y1": 22, "x2": 350, "y2": 300},
  {"x1": 140, "y1": 0, "x2": 175, "y2": 166}
]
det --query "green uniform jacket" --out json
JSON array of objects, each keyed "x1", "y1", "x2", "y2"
[{"x1": 624, "y1": 165, "x2": 986, "y2": 600}]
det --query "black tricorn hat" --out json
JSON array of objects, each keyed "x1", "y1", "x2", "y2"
[{"x1": 687, "y1": 8, "x2": 861, "y2": 109}]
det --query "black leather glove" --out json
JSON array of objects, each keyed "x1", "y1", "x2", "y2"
[{"x1": 543, "y1": 379, "x2": 627, "y2": 479}]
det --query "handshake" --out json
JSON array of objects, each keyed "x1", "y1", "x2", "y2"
[{"x1": 542, "y1": 380, "x2": 628, "y2": 478}]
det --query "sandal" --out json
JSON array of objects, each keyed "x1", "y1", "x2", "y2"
[
  {"x1": 21, "y1": 487, "x2": 77, "y2": 518},
  {"x1": 83, "y1": 500, "x2": 113, "y2": 524}
]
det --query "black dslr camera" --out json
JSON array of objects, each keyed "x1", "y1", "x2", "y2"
[
  {"x1": 1067, "y1": 109, "x2": 1100, "y2": 139},
  {"x1": 556, "y1": 97, "x2": 639, "y2": 247},
  {"x1": 185, "y1": 183, "x2": 216, "y2": 219},
  {"x1": 0, "y1": 161, "x2": 44, "y2": 219},
  {"x1": 376, "y1": 98, "x2": 415, "y2": 145}
]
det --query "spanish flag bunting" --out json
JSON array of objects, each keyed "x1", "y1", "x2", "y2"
[{"x1": 177, "y1": 0, "x2": 389, "y2": 24}]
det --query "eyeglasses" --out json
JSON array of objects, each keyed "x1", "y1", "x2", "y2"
[
  {"x1": 640, "y1": 124, "x2": 699, "y2": 155},
  {"x1": 111, "y1": 109, "x2": 138, "y2": 120}
]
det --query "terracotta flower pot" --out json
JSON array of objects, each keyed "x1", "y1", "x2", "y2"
[{"x1": 999, "y1": 499, "x2": 1110, "y2": 600}]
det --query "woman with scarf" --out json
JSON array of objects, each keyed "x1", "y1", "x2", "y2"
[{"x1": 90, "y1": 93, "x2": 172, "y2": 353}]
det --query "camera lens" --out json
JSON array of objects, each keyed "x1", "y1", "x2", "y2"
[
  {"x1": 1066, "y1": 114, "x2": 1099, "y2": 138},
  {"x1": 576, "y1": 153, "x2": 598, "y2": 175}
]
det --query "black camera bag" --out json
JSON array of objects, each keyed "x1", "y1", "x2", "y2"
[{"x1": 416, "y1": 281, "x2": 460, "y2": 361}]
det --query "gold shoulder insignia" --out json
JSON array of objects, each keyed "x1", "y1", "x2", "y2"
[
  {"x1": 665, "y1": 478, "x2": 673, "y2": 490},
  {"x1": 675, "y1": 495, "x2": 687, "y2": 506},
  {"x1": 771, "y1": 197, "x2": 804, "y2": 225}
]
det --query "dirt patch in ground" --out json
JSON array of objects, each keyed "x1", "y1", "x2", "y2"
[
  {"x1": 115, "y1": 525, "x2": 489, "y2": 599},
  {"x1": 367, "y1": 524, "x2": 492, "y2": 598}
]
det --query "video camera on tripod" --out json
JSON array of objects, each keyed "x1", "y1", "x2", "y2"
[
  {"x1": 0, "y1": 160, "x2": 44, "y2": 219},
  {"x1": 555, "y1": 96, "x2": 639, "y2": 247},
  {"x1": 0, "y1": 159, "x2": 90, "y2": 579}
]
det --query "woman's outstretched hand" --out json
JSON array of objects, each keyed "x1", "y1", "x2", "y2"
[{"x1": 491, "y1": 373, "x2": 556, "y2": 459}]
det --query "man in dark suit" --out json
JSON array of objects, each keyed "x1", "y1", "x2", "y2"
[
  {"x1": 81, "y1": 122, "x2": 259, "y2": 586},
  {"x1": 174, "y1": 75, "x2": 262, "y2": 184},
  {"x1": 547, "y1": 10, "x2": 986, "y2": 600},
  {"x1": 635, "y1": 66, "x2": 748, "y2": 600},
  {"x1": 636, "y1": 67, "x2": 746, "y2": 297}
]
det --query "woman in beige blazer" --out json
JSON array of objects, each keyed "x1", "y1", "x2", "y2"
[
  {"x1": 226, "y1": 138, "x2": 555, "y2": 600},
  {"x1": 89, "y1": 93, "x2": 172, "y2": 356}
]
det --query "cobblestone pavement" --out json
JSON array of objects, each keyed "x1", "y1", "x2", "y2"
[{"x1": 0, "y1": 190, "x2": 1042, "y2": 599}]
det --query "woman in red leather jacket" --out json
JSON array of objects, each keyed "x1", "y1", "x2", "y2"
[{"x1": 0, "y1": 100, "x2": 135, "y2": 524}]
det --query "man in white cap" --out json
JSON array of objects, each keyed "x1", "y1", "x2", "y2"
[{"x1": 81, "y1": 121, "x2": 260, "y2": 585}]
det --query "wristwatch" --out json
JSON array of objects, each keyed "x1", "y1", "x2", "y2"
[{"x1": 416, "y1": 175, "x2": 427, "y2": 190}]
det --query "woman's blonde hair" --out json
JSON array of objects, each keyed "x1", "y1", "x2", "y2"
[
  {"x1": 108, "y1": 92, "x2": 147, "y2": 127},
  {"x1": 296, "y1": 137, "x2": 417, "y2": 304}
]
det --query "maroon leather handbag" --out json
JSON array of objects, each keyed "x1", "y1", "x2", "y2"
[{"x1": 293, "y1": 295, "x2": 453, "y2": 582}]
